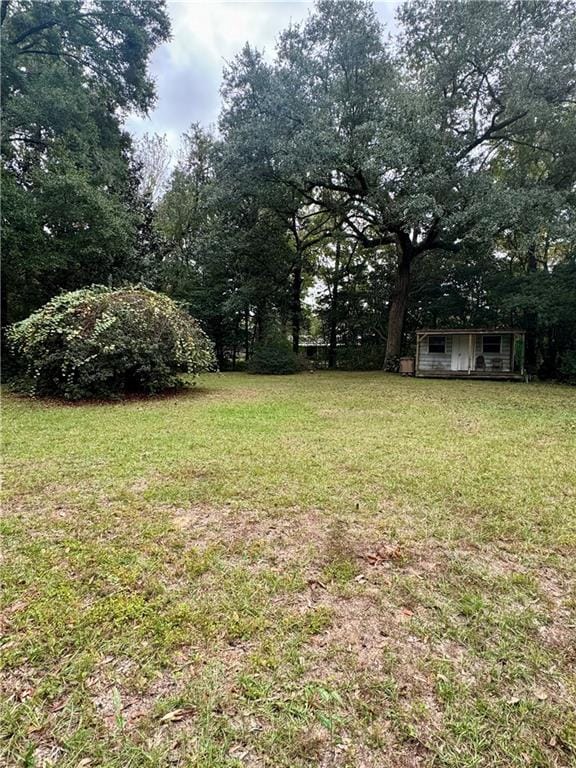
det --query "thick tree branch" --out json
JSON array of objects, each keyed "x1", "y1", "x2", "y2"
[
  {"x1": 457, "y1": 110, "x2": 529, "y2": 160},
  {"x1": 10, "y1": 19, "x2": 59, "y2": 45},
  {"x1": 343, "y1": 217, "x2": 395, "y2": 248}
]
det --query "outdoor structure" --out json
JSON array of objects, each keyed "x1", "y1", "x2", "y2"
[{"x1": 415, "y1": 329, "x2": 526, "y2": 380}]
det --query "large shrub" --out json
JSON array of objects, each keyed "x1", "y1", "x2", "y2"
[
  {"x1": 8, "y1": 286, "x2": 216, "y2": 399},
  {"x1": 247, "y1": 332, "x2": 299, "y2": 375},
  {"x1": 336, "y1": 345, "x2": 385, "y2": 371}
]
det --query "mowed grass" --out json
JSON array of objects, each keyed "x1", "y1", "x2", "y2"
[{"x1": 1, "y1": 372, "x2": 575, "y2": 768}]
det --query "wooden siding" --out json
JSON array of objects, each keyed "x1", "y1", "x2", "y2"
[
  {"x1": 417, "y1": 333, "x2": 513, "y2": 373},
  {"x1": 418, "y1": 335, "x2": 453, "y2": 371}
]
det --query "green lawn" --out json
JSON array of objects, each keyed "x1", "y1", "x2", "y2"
[{"x1": 2, "y1": 372, "x2": 575, "y2": 767}]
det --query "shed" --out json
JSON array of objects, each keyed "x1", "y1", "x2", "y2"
[{"x1": 415, "y1": 328, "x2": 526, "y2": 380}]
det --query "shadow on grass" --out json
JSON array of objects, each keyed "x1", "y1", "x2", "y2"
[{"x1": 3, "y1": 382, "x2": 214, "y2": 408}]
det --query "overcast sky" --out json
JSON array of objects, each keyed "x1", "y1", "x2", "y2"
[{"x1": 125, "y1": 0, "x2": 399, "y2": 151}]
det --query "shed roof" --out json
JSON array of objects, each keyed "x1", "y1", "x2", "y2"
[{"x1": 416, "y1": 328, "x2": 525, "y2": 335}]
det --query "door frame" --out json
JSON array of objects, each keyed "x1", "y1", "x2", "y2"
[{"x1": 451, "y1": 335, "x2": 469, "y2": 371}]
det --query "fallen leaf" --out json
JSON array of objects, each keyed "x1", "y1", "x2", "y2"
[
  {"x1": 229, "y1": 745, "x2": 249, "y2": 759},
  {"x1": 376, "y1": 543, "x2": 404, "y2": 560},
  {"x1": 307, "y1": 578, "x2": 327, "y2": 590},
  {"x1": 362, "y1": 542, "x2": 405, "y2": 565},
  {"x1": 159, "y1": 708, "x2": 195, "y2": 723},
  {"x1": 535, "y1": 689, "x2": 548, "y2": 701}
]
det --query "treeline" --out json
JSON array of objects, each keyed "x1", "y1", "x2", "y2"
[
  {"x1": 2, "y1": 0, "x2": 576, "y2": 377},
  {"x1": 1, "y1": 0, "x2": 170, "y2": 324}
]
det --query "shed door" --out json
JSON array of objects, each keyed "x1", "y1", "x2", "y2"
[{"x1": 451, "y1": 335, "x2": 469, "y2": 371}]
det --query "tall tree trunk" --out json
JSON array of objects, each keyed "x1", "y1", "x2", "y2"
[
  {"x1": 384, "y1": 236, "x2": 412, "y2": 371},
  {"x1": 524, "y1": 241, "x2": 538, "y2": 373},
  {"x1": 211, "y1": 318, "x2": 225, "y2": 370},
  {"x1": 0, "y1": 272, "x2": 8, "y2": 329},
  {"x1": 328, "y1": 240, "x2": 341, "y2": 369},
  {"x1": 215, "y1": 342, "x2": 225, "y2": 370},
  {"x1": 291, "y1": 258, "x2": 302, "y2": 354},
  {"x1": 254, "y1": 303, "x2": 266, "y2": 343},
  {"x1": 1, "y1": 1, "x2": 9, "y2": 27},
  {"x1": 244, "y1": 308, "x2": 250, "y2": 360},
  {"x1": 0, "y1": 272, "x2": 9, "y2": 360},
  {"x1": 232, "y1": 317, "x2": 239, "y2": 370}
]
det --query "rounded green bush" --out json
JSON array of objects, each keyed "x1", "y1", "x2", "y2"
[
  {"x1": 8, "y1": 285, "x2": 216, "y2": 399},
  {"x1": 247, "y1": 332, "x2": 299, "y2": 375}
]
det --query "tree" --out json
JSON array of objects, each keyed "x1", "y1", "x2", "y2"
[
  {"x1": 485, "y1": 104, "x2": 576, "y2": 371},
  {"x1": 221, "y1": 0, "x2": 576, "y2": 369},
  {"x1": 1, "y1": 0, "x2": 170, "y2": 325},
  {"x1": 133, "y1": 133, "x2": 172, "y2": 204},
  {"x1": 154, "y1": 123, "x2": 294, "y2": 367},
  {"x1": 156, "y1": 125, "x2": 216, "y2": 268},
  {"x1": 1, "y1": 0, "x2": 169, "y2": 111},
  {"x1": 220, "y1": 48, "x2": 333, "y2": 353},
  {"x1": 154, "y1": 125, "x2": 240, "y2": 368},
  {"x1": 390, "y1": 0, "x2": 575, "y2": 366}
]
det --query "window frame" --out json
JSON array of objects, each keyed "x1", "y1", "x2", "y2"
[
  {"x1": 482, "y1": 335, "x2": 502, "y2": 354},
  {"x1": 428, "y1": 335, "x2": 446, "y2": 354}
]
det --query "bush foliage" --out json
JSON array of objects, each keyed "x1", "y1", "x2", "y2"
[
  {"x1": 336, "y1": 345, "x2": 385, "y2": 371},
  {"x1": 558, "y1": 351, "x2": 576, "y2": 384},
  {"x1": 247, "y1": 333, "x2": 299, "y2": 375},
  {"x1": 8, "y1": 286, "x2": 216, "y2": 399}
]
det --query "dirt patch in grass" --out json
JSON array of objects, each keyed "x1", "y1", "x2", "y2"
[
  {"x1": 171, "y1": 502, "x2": 248, "y2": 540},
  {"x1": 170, "y1": 504, "x2": 330, "y2": 562},
  {"x1": 89, "y1": 659, "x2": 187, "y2": 731},
  {"x1": 171, "y1": 505, "x2": 575, "y2": 684}
]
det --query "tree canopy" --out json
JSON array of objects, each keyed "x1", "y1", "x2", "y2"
[
  {"x1": 2, "y1": 0, "x2": 575, "y2": 379},
  {"x1": 1, "y1": 0, "x2": 170, "y2": 324},
  {"x1": 216, "y1": 0, "x2": 576, "y2": 368}
]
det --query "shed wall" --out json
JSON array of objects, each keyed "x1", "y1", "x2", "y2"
[
  {"x1": 417, "y1": 333, "x2": 513, "y2": 372},
  {"x1": 418, "y1": 335, "x2": 453, "y2": 371}
]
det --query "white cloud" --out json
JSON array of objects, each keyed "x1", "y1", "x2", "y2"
[
  {"x1": 168, "y1": 0, "x2": 308, "y2": 66},
  {"x1": 125, "y1": 1, "x2": 398, "y2": 151}
]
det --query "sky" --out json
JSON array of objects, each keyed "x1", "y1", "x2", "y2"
[{"x1": 125, "y1": 0, "x2": 399, "y2": 152}]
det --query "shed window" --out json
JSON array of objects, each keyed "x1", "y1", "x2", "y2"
[
  {"x1": 428, "y1": 336, "x2": 446, "y2": 353},
  {"x1": 483, "y1": 335, "x2": 501, "y2": 354}
]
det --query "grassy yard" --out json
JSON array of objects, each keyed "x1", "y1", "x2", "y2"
[{"x1": 2, "y1": 372, "x2": 575, "y2": 768}]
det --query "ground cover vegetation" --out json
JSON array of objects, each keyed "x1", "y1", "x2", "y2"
[
  {"x1": 2, "y1": 0, "x2": 575, "y2": 377},
  {"x1": 2, "y1": 373, "x2": 575, "y2": 766}
]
